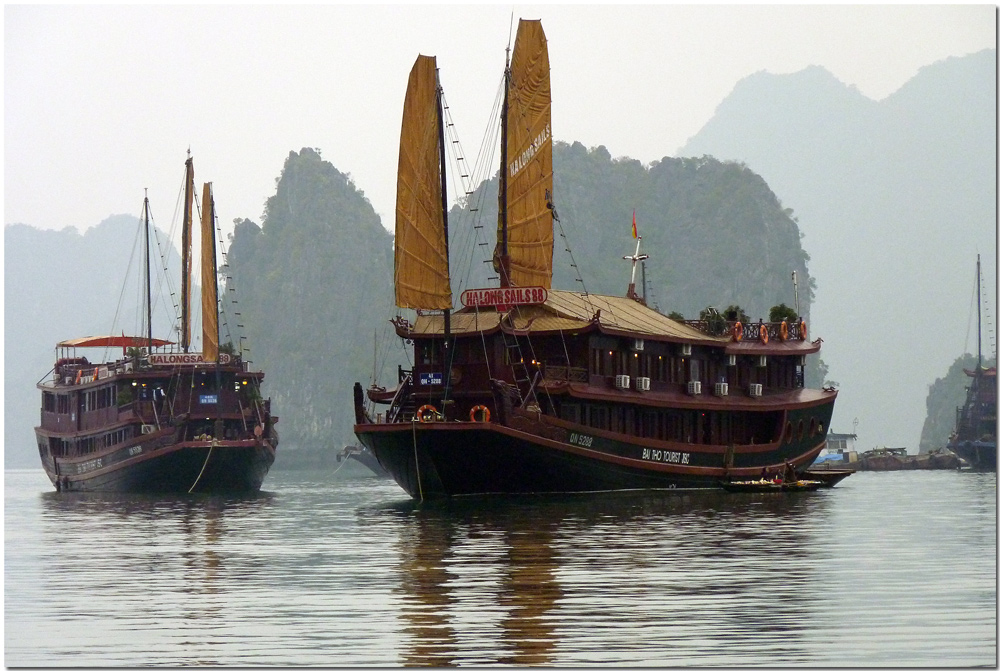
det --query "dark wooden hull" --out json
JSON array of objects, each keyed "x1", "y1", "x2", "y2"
[
  {"x1": 37, "y1": 426, "x2": 276, "y2": 493},
  {"x1": 356, "y1": 404, "x2": 832, "y2": 499},
  {"x1": 947, "y1": 440, "x2": 997, "y2": 472}
]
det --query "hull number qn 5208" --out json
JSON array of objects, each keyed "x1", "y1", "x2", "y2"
[{"x1": 568, "y1": 433, "x2": 594, "y2": 448}]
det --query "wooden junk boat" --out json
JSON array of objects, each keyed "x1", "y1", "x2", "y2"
[
  {"x1": 35, "y1": 156, "x2": 278, "y2": 493},
  {"x1": 353, "y1": 20, "x2": 839, "y2": 500},
  {"x1": 947, "y1": 255, "x2": 997, "y2": 471}
]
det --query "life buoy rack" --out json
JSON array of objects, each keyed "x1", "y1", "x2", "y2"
[
  {"x1": 416, "y1": 404, "x2": 438, "y2": 423},
  {"x1": 800, "y1": 320, "x2": 808, "y2": 340},
  {"x1": 732, "y1": 321, "x2": 743, "y2": 342},
  {"x1": 760, "y1": 324, "x2": 769, "y2": 345},
  {"x1": 779, "y1": 320, "x2": 789, "y2": 341},
  {"x1": 470, "y1": 405, "x2": 491, "y2": 423}
]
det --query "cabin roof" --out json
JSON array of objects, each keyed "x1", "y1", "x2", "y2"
[{"x1": 411, "y1": 289, "x2": 730, "y2": 344}]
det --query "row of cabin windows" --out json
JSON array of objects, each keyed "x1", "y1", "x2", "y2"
[
  {"x1": 48, "y1": 427, "x2": 131, "y2": 457},
  {"x1": 590, "y1": 349, "x2": 803, "y2": 389},
  {"x1": 44, "y1": 387, "x2": 117, "y2": 414},
  {"x1": 560, "y1": 402, "x2": 781, "y2": 446}
]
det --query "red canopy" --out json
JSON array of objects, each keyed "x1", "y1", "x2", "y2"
[{"x1": 57, "y1": 336, "x2": 174, "y2": 349}]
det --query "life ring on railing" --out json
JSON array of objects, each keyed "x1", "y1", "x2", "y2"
[
  {"x1": 760, "y1": 324, "x2": 769, "y2": 344},
  {"x1": 779, "y1": 320, "x2": 789, "y2": 341},
  {"x1": 470, "y1": 405, "x2": 491, "y2": 423},
  {"x1": 416, "y1": 404, "x2": 438, "y2": 423},
  {"x1": 75, "y1": 369, "x2": 83, "y2": 384},
  {"x1": 800, "y1": 320, "x2": 808, "y2": 340},
  {"x1": 732, "y1": 321, "x2": 743, "y2": 342}
]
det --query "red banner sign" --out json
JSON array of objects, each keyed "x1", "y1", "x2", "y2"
[
  {"x1": 460, "y1": 286, "x2": 548, "y2": 311},
  {"x1": 149, "y1": 352, "x2": 232, "y2": 366}
]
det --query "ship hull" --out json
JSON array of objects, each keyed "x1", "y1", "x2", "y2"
[
  {"x1": 948, "y1": 440, "x2": 997, "y2": 472},
  {"x1": 356, "y1": 402, "x2": 832, "y2": 499},
  {"x1": 37, "y1": 426, "x2": 276, "y2": 493}
]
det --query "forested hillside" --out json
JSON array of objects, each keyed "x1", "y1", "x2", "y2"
[
  {"x1": 226, "y1": 144, "x2": 822, "y2": 452},
  {"x1": 225, "y1": 148, "x2": 399, "y2": 452}
]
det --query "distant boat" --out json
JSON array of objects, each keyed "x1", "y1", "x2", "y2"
[
  {"x1": 947, "y1": 256, "x2": 997, "y2": 471},
  {"x1": 337, "y1": 444, "x2": 389, "y2": 477},
  {"x1": 353, "y1": 19, "x2": 842, "y2": 500},
  {"x1": 34, "y1": 154, "x2": 279, "y2": 493}
]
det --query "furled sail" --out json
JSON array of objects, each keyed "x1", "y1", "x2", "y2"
[
  {"x1": 394, "y1": 54, "x2": 452, "y2": 310},
  {"x1": 498, "y1": 19, "x2": 553, "y2": 289},
  {"x1": 200, "y1": 182, "x2": 219, "y2": 363}
]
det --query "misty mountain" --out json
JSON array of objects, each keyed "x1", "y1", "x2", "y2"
[
  {"x1": 5, "y1": 218, "x2": 180, "y2": 467},
  {"x1": 679, "y1": 49, "x2": 997, "y2": 449}
]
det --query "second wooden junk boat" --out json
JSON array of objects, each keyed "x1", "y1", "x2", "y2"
[
  {"x1": 34, "y1": 155, "x2": 278, "y2": 492},
  {"x1": 353, "y1": 20, "x2": 838, "y2": 499}
]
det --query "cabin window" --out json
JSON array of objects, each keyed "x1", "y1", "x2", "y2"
[
  {"x1": 587, "y1": 404, "x2": 609, "y2": 430},
  {"x1": 43, "y1": 392, "x2": 56, "y2": 412},
  {"x1": 561, "y1": 403, "x2": 581, "y2": 424},
  {"x1": 689, "y1": 359, "x2": 701, "y2": 383}
]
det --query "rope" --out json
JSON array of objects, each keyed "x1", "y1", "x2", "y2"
[
  {"x1": 188, "y1": 443, "x2": 214, "y2": 493},
  {"x1": 412, "y1": 420, "x2": 424, "y2": 502}
]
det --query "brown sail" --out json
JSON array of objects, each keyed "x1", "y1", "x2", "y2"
[
  {"x1": 200, "y1": 182, "x2": 219, "y2": 363},
  {"x1": 502, "y1": 19, "x2": 553, "y2": 289},
  {"x1": 394, "y1": 54, "x2": 451, "y2": 310}
]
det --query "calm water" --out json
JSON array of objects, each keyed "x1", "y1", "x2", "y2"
[{"x1": 5, "y1": 464, "x2": 996, "y2": 667}]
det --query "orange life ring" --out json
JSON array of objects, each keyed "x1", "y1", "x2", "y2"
[
  {"x1": 75, "y1": 369, "x2": 83, "y2": 384},
  {"x1": 779, "y1": 320, "x2": 789, "y2": 341},
  {"x1": 470, "y1": 405, "x2": 491, "y2": 422},
  {"x1": 760, "y1": 324, "x2": 769, "y2": 344},
  {"x1": 800, "y1": 320, "x2": 808, "y2": 340},
  {"x1": 416, "y1": 404, "x2": 438, "y2": 423},
  {"x1": 732, "y1": 321, "x2": 744, "y2": 342}
]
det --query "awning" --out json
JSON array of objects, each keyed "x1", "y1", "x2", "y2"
[{"x1": 57, "y1": 336, "x2": 174, "y2": 349}]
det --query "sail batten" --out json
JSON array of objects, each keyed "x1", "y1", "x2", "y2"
[
  {"x1": 497, "y1": 19, "x2": 553, "y2": 289},
  {"x1": 394, "y1": 54, "x2": 452, "y2": 310}
]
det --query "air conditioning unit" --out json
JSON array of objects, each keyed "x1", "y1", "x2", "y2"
[
  {"x1": 756, "y1": 355, "x2": 768, "y2": 367},
  {"x1": 749, "y1": 383, "x2": 763, "y2": 397},
  {"x1": 727, "y1": 354, "x2": 737, "y2": 366},
  {"x1": 714, "y1": 382, "x2": 729, "y2": 396},
  {"x1": 141, "y1": 424, "x2": 155, "y2": 435},
  {"x1": 636, "y1": 376, "x2": 651, "y2": 392},
  {"x1": 615, "y1": 374, "x2": 631, "y2": 390},
  {"x1": 632, "y1": 339, "x2": 645, "y2": 351},
  {"x1": 681, "y1": 344, "x2": 692, "y2": 356},
  {"x1": 687, "y1": 380, "x2": 702, "y2": 395}
]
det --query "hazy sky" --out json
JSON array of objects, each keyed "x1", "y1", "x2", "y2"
[{"x1": 5, "y1": 4, "x2": 995, "y2": 238}]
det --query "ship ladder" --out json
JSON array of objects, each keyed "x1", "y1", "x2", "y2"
[{"x1": 499, "y1": 330, "x2": 536, "y2": 407}]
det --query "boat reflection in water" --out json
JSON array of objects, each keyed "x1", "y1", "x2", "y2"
[{"x1": 386, "y1": 489, "x2": 828, "y2": 665}]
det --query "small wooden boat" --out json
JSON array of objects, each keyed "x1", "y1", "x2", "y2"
[{"x1": 722, "y1": 478, "x2": 823, "y2": 493}]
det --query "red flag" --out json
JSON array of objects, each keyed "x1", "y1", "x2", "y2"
[{"x1": 631, "y1": 209, "x2": 638, "y2": 239}]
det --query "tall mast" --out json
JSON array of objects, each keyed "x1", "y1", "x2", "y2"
[
  {"x1": 496, "y1": 45, "x2": 511, "y2": 288},
  {"x1": 436, "y1": 68, "x2": 452, "y2": 343},
  {"x1": 436, "y1": 66, "x2": 453, "y2": 395},
  {"x1": 143, "y1": 190, "x2": 153, "y2": 353},
  {"x1": 181, "y1": 151, "x2": 194, "y2": 352},
  {"x1": 977, "y1": 254, "x2": 982, "y2": 370}
]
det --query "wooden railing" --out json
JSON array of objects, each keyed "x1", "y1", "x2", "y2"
[
  {"x1": 542, "y1": 365, "x2": 589, "y2": 382},
  {"x1": 683, "y1": 319, "x2": 807, "y2": 342}
]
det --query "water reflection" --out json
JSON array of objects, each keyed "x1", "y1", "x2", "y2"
[{"x1": 384, "y1": 489, "x2": 833, "y2": 665}]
